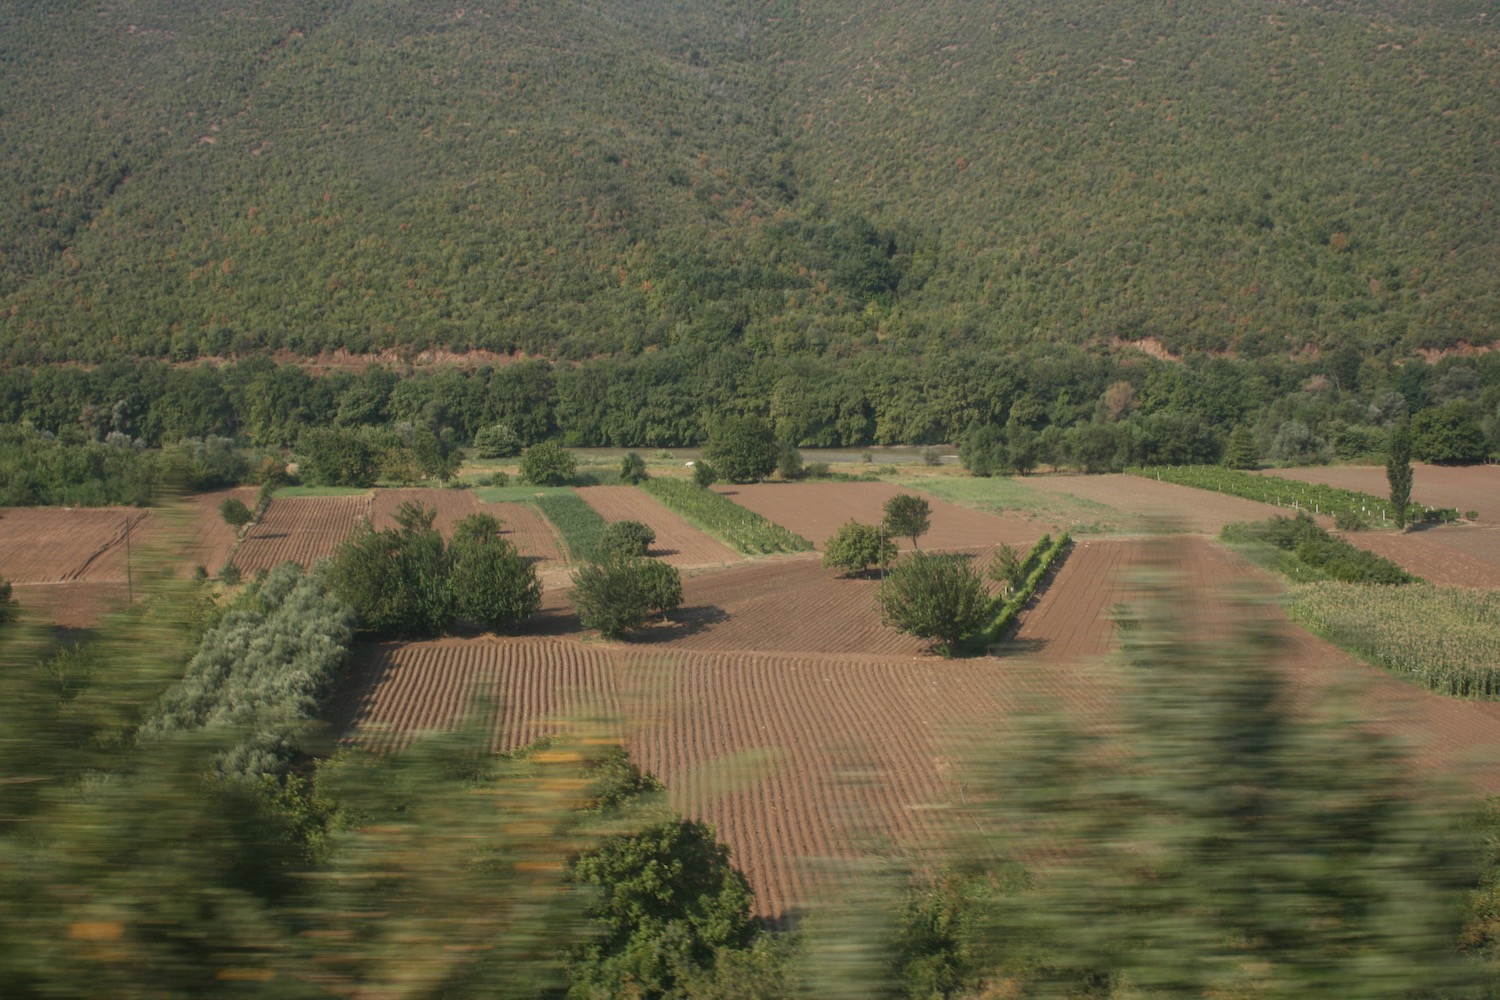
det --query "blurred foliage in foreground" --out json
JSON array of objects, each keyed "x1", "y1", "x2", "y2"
[{"x1": 3, "y1": 539, "x2": 1499, "y2": 996}]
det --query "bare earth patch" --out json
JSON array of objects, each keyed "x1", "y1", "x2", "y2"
[{"x1": 717, "y1": 481, "x2": 1034, "y2": 553}]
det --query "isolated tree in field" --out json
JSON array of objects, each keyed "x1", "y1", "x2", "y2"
[
  {"x1": 987, "y1": 542, "x2": 1024, "y2": 595},
  {"x1": 520, "y1": 440, "x2": 577, "y2": 486},
  {"x1": 619, "y1": 451, "x2": 648, "y2": 485},
  {"x1": 878, "y1": 552, "x2": 989, "y2": 654},
  {"x1": 218, "y1": 496, "x2": 253, "y2": 531},
  {"x1": 447, "y1": 513, "x2": 542, "y2": 632},
  {"x1": 328, "y1": 502, "x2": 449, "y2": 635},
  {"x1": 571, "y1": 555, "x2": 682, "y2": 639},
  {"x1": 962, "y1": 541, "x2": 1483, "y2": 997},
  {"x1": 882, "y1": 493, "x2": 931, "y2": 549},
  {"x1": 1387, "y1": 420, "x2": 1414, "y2": 531},
  {"x1": 598, "y1": 519, "x2": 655, "y2": 559},
  {"x1": 822, "y1": 520, "x2": 896, "y2": 577},
  {"x1": 703, "y1": 417, "x2": 778, "y2": 483},
  {"x1": 692, "y1": 461, "x2": 718, "y2": 488}
]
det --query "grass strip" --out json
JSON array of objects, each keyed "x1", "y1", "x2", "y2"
[
  {"x1": 533, "y1": 491, "x2": 609, "y2": 562},
  {"x1": 640, "y1": 479, "x2": 812, "y2": 555},
  {"x1": 963, "y1": 532, "x2": 1072, "y2": 654}
]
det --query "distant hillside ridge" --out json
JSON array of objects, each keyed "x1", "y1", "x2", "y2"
[{"x1": 2, "y1": 0, "x2": 1495, "y2": 364}]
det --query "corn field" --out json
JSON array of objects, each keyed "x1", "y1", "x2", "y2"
[{"x1": 1288, "y1": 581, "x2": 1500, "y2": 698}]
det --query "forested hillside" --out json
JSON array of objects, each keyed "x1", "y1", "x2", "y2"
[{"x1": 2, "y1": 0, "x2": 1496, "y2": 364}]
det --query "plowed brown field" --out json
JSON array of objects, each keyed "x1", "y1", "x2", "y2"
[
  {"x1": 578, "y1": 486, "x2": 740, "y2": 568},
  {"x1": 478, "y1": 501, "x2": 567, "y2": 572},
  {"x1": 0, "y1": 507, "x2": 149, "y2": 583},
  {"x1": 370, "y1": 488, "x2": 480, "y2": 537},
  {"x1": 9, "y1": 582, "x2": 128, "y2": 629},
  {"x1": 234, "y1": 494, "x2": 372, "y2": 574},
  {"x1": 335, "y1": 532, "x2": 1500, "y2": 919},
  {"x1": 717, "y1": 481, "x2": 1034, "y2": 553}
]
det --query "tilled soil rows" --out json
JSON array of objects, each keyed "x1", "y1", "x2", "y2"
[
  {"x1": 234, "y1": 494, "x2": 372, "y2": 574},
  {"x1": 477, "y1": 500, "x2": 567, "y2": 572},
  {"x1": 653, "y1": 555, "x2": 933, "y2": 656},
  {"x1": 577, "y1": 486, "x2": 740, "y2": 568},
  {"x1": 370, "y1": 488, "x2": 481, "y2": 537},
  {"x1": 717, "y1": 481, "x2": 1034, "y2": 553},
  {"x1": 0, "y1": 507, "x2": 149, "y2": 583}
]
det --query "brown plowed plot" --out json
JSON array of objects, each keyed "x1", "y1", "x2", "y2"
[
  {"x1": 717, "y1": 481, "x2": 1034, "y2": 552},
  {"x1": 335, "y1": 534, "x2": 1500, "y2": 921},
  {"x1": 0, "y1": 507, "x2": 149, "y2": 583},
  {"x1": 577, "y1": 486, "x2": 740, "y2": 568},
  {"x1": 1331, "y1": 526, "x2": 1500, "y2": 589},
  {"x1": 1012, "y1": 535, "x2": 1500, "y2": 791},
  {"x1": 476, "y1": 501, "x2": 567, "y2": 572},
  {"x1": 9, "y1": 582, "x2": 128, "y2": 629},
  {"x1": 234, "y1": 494, "x2": 371, "y2": 574},
  {"x1": 333, "y1": 636, "x2": 1032, "y2": 920},
  {"x1": 1023, "y1": 473, "x2": 1306, "y2": 534},
  {"x1": 118, "y1": 488, "x2": 257, "y2": 577},
  {"x1": 370, "y1": 488, "x2": 480, "y2": 537},
  {"x1": 651, "y1": 555, "x2": 932, "y2": 657},
  {"x1": 1262, "y1": 464, "x2": 1500, "y2": 523}
]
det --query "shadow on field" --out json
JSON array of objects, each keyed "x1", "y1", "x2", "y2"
[
  {"x1": 988, "y1": 636, "x2": 1050, "y2": 657},
  {"x1": 637, "y1": 604, "x2": 728, "y2": 642}
]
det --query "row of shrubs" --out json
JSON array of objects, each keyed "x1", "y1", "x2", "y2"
[
  {"x1": 963, "y1": 532, "x2": 1073, "y2": 654},
  {"x1": 1221, "y1": 514, "x2": 1417, "y2": 585}
]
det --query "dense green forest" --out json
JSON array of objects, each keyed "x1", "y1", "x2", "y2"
[{"x1": 1, "y1": 0, "x2": 1496, "y2": 364}]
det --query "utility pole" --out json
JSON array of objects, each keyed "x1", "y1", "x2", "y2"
[{"x1": 124, "y1": 515, "x2": 133, "y2": 604}]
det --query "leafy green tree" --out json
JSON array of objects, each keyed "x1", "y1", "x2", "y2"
[
  {"x1": 569, "y1": 819, "x2": 759, "y2": 1000},
  {"x1": 704, "y1": 417, "x2": 778, "y2": 483},
  {"x1": 1387, "y1": 420, "x2": 1415, "y2": 531},
  {"x1": 1412, "y1": 402, "x2": 1488, "y2": 465},
  {"x1": 959, "y1": 423, "x2": 1005, "y2": 477},
  {"x1": 298, "y1": 426, "x2": 379, "y2": 487},
  {"x1": 964, "y1": 543, "x2": 1483, "y2": 997},
  {"x1": 882, "y1": 493, "x2": 931, "y2": 549},
  {"x1": 218, "y1": 496, "x2": 253, "y2": 531},
  {"x1": 693, "y1": 461, "x2": 719, "y2": 488},
  {"x1": 776, "y1": 441, "x2": 804, "y2": 480},
  {"x1": 822, "y1": 520, "x2": 897, "y2": 577},
  {"x1": 620, "y1": 451, "x2": 648, "y2": 485},
  {"x1": 447, "y1": 513, "x2": 542, "y2": 632},
  {"x1": 987, "y1": 543, "x2": 1025, "y2": 595},
  {"x1": 473, "y1": 423, "x2": 523, "y2": 459},
  {"x1": 877, "y1": 552, "x2": 989, "y2": 654},
  {"x1": 327, "y1": 502, "x2": 450, "y2": 635},
  {"x1": 520, "y1": 440, "x2": 577, "y2": 486},
  {"x1": 570, "y1": 555, "x2": 682, "y2": 639},
  {"x1": 598, "y1": 519, "x2": 656, "y2": 559},
  {"x1": 1224, "y1": 425, "x2": 1259, "y2": 470}
]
